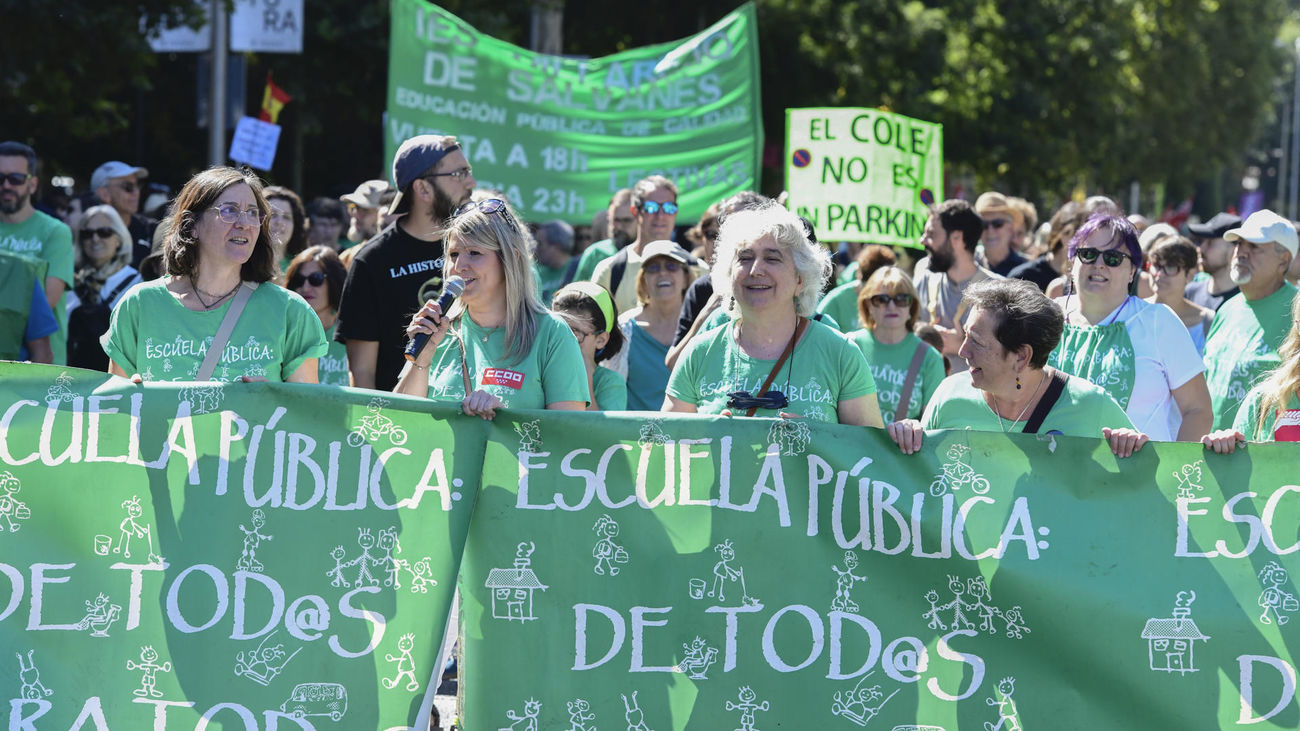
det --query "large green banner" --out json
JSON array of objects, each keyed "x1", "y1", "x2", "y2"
[
  {"x1": 462, "y1": 411, "x2": 1300, "y2": 729},
  {"x1": 384, "y1": 0, "x2": 763, "y2": 223},
  {"x1": 0, "y1": 364, "x2": 481, "y2": 729},
  {"x1": 786, "y1": 107, "x2": 943, "y2": 248}
]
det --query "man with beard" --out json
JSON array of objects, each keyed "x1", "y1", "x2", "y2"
[
  {"x1": 573, "y1": 188, "x2": 635, "y2": 283},
  {"x1": 334, "y1": 135, "x2": 474, "y2": 391},
  {"x1": 0, "y1": 141, "x2": 73, "y2": 364},
  {"x1": 1184, "y1": 212, "x2": 1242, "y2": 311},
  {"x1": 1202, "y1": 209, "x2": 1298, "y2": 430},
  {"x1": 913, "y1": 199, "x2": 998, "y2": 373}
]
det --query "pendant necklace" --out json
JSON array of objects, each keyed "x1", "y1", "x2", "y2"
[{"x1": 991, "y1": 370, "x2": 1047, "y2": 433}]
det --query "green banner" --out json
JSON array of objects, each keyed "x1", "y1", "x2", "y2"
[
  {"x1": 0, "y1": 364, "x2": 481, "y2": 729},
  {"x1": 786, "y1": 108, "x2": 943, "y2": 247},
  {"x1": 384, "y1": 0, "x2": 763, "y2": 224}
]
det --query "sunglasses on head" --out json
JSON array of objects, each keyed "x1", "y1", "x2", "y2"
[
  {"x1": 1076, "y1": 247, "x2": 1131, "y2": 267},
  {"x1": 289, "y1": 271, "x2": 327, "y2": 288},
  {"x1": 869, "y1": 293, "x2": 913, "y2": 307},
  {"x1": 454, "y1": 198, "x2": 519, "y2": 234},
  {"x1": 726, "y1": 390, "x2": 789, "y2": 411},
  {"x1": 79, "y1": 227, "x2": 117, "y2": 241},
  {"x1": 640, "y1": 201, "x2": 678, "y2": 216},
  {"x1": 0, "y1": 172, "x2": 31, "y2": 187}
]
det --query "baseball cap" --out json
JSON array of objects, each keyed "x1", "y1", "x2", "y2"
[
  {"x1": 640, "y1": 239, "x2": 694, "y2": 266},
  {"x1": 91, "y1": 161, "x2": 148, "y2": 191},
  {"x1": 340, "y1": 180, "x2": 394, "y2": 209},
  {"x1": 1224, "y1": 209, "x2": 1299, "y2": 258},
  {"x1": 388, "y1": 135, "x2": 460, "y2": 216},
  {"x1": 1138, "y1": 222, "x2": 1178, "y2": 252},
  {"x1": 1187, "y1": 212, "x2": 1242, "y2": 239}
]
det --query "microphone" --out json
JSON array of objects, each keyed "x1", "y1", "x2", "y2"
[{"x1": 404, "y1": 276, "x2": 465, "y2": 362}]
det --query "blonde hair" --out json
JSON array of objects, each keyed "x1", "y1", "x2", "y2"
[
  {"x1": 711, "y1": 205, "x2": 830, "y2": 317},
  {"x1": 858, "y1": 266, "x2": 921, "y2": 331},
  {"x1": 444, "y1": 200, "x2": 544, "y2": 364},
  {"x1": 1256, "y1": 289, "x2": 1300, "y2": 438}
]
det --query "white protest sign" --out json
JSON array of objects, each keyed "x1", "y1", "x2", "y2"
[
  {"x1": 785, "y1": 107, "x2": 943, "y2": 247},
  {"x1": 229, "y1": 116, "x2": 282, "y2": 171},
  {"x1": 231, "y1": 0, "x2": 304, "y2": 53}
]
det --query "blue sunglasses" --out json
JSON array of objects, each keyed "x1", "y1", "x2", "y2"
[{"x1": 640, "y1": 201, "x2": 679, "y2": 215}]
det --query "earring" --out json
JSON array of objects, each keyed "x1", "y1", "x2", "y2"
[
  {"x1": 1015, "y1": 373, "x2": 1022, "y2": 390},
  {"x1": 728, "y1": 296, "x2": 735, "y2": 312}
]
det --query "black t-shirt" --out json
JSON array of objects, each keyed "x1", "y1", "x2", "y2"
[
  {"x1": 128, "y1": 213, "x2": 158, "y2": 269},
  {"x1": 673, "y1": 273, "x2": 714, "y2": 345},
  {"x1": 1184, "y1": 277, "x2": 1239, "y2": 312},
  {"x1": 335, "y1": 222, "x2": 445, "y2": 391},
  {"x1": 1008, "y1": 256, "x2": 1058, "y2": 292},
  {"x1": 990, "y1": 249, "x2": 1028, "y2": 277}
]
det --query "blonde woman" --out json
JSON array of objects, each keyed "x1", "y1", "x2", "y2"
[{"x1": 396, "y1": 198, "x2": 588, "y2": 418}]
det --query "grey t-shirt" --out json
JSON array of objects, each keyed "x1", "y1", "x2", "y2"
[{"x1": 913, "y1": 257, "x2": 1000, "y2": 372}]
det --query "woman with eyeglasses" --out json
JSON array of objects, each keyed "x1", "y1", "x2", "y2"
[
  {"x1": 395, "y1": 198, "x2": 589, "y2": 418},
  {"x1": 846, "y1": 267, "x2": 946, "y2": 422},
  {"x1": 552, "y1": 282, "x2": 627, "y2": 410},
  {"x1": 102, "y1": 166, "x2": 327, "y2": 382},
  {"x1": 285, "y1": 246, "x2": 350, "y2": 386},
  {"x1": 65, "y1": 204, "x2": 142, "y2": 370},
  {"x1": 1145, "y1": 237, "x2": 1216, "y2": 355},
  {"x1": 606, "y1": 240, "x2": 694, "y2": 411},
  {"x1": 1042, "y1": 213, "x2": 1211, "y2": 442},
  {"x1": 664, "y1": 205, "x2": 883, "y2": 426},
  {"x1": 264, "y1": 185, "x2": 308, "y2": 273},
  {"x1": 687, "y1": 202, "x2": 720, "y2": 263}
]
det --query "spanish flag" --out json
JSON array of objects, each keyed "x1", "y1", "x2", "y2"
[{"x1": 259, "y1": 73, "x2": 291, "y2": 125}]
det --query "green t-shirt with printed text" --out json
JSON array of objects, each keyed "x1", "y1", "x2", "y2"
[
  {"x1": 0, "y1": 209, "x2": 74, "y2": 363},
  {"x1": 1203, "y1": 283, "x2": 1297, "y2": 430},
  {"x1": 666, "y1": 318, "x2": 876, "y2": 423},
  {"x1": 319, "y1": 324, "x2": 351, "y2": 387},
  {"x1": 921, "y1": 371, "x2": 1135, "y2": 437},
  {"x1": 1231, "y1": 385, "x2": 1300, "y2": 443},
  {"x1": 101, "y1": 278, "x2": 328, "y2": 382},
  {"x1": 847, "y1": 329, "x2": 946, "y2": 421}
]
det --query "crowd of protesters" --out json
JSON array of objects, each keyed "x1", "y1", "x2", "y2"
[{"x1": 3, "y1": 134, "x2": 1299, "y2": 454}]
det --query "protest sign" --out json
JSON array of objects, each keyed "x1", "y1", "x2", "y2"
[
  {"x1": 384, "y1": 0, "x2": 763, "y2": 224},
  {"x1": 230, "y1": 116, "x2": 282, "y2": 171},
  {"x1": 786, "y1": 108, "x2": 943, "y2": 247},
  {"x1": 0, "y1": 365, "x2": 480, "y2": 729},
  {"x1": 461, "y1": 410, "x2": 1300, "y2": 729}
]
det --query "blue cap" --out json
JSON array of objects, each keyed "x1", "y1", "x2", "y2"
[{"x1": 388, "y1": 135, "x2": 459, "y2": 215}]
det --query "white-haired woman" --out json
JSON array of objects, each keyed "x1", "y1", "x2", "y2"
[
  {"x1": 67, "y1": 204, "x2": 141, "y2": 370},
  {"x1": 664, "y1": 205, "x2": 883, "y2": 426},
  {"x1": 396, "y1": 198, "x2": 589, "y2": 418}
]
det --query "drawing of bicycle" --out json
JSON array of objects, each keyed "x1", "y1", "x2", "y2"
[
  {"x1": 928, "y1": 455, "x2": 990, "y2": 496},
  {"x1": 347, "y1": 414, "x2": 408, "y2": 448}
]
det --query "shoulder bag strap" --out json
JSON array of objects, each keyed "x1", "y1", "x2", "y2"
[
  {"x1": 894, "y1": 342, "x2": 929, "y2": 422},
  {"x1": 195, "y1": 282, "x2": 258, "y2": 382},
  {"x1": 1022, "y1": 369, "x2": 1069, "y2": 435},
  {"x1": 609, "y1": 248, "x2": 630, "y2": 296},
  {"x1": 746, "y1": 317, "x2": 808, "y2": 418}
]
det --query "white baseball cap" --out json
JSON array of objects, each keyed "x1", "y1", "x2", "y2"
[
  {"x1": 91, "y1": 161, "x2": 148, "y2": 191},
  {"x1": 1224, "y1": 209, "x2": 1299, "y2": 258}
]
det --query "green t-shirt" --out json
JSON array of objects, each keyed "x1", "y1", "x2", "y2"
[
  {"x1": 1203, "y1": 283, "x2": 1298, "y2": 430},
  {"x1": 1231, "y1": 385, "x2": 1300, "y2": 442},
  {"x1": 0, "y1": 210, "x2": 74, "y2": 363},
  {"x1": 102, "y1": 278, "x2": 328, "y2": 382},
  {"x1": 319, "y1": 324, "x2": 351, "y2": 387},
  {"x1": 534, "y1": 261, "x2": 570, "y2": 303},
  {"x1": 921, "y1": 371, "x2": 1135, "y2": 437},
  {"x1": 422, "y1": 310, "x2": 590, "y2": 409},
  {"x1": 839, "y1": 260, "x2": 859, "y2": 285},
  {"x1": 666, "y1": 318, "x2": 877, "y2": 423},
  {"x1": 816, "y1": 281, "x2": 864, "y2": 331},
  {"x1": 574, "y1": 239, "x2": 618, "y2": 283},
  {"x1": 593, "y1": 364, "x2": 628, "y2": 411},
  {"x1": 698, "y1": 307, "x2": 840, "y2": 336},
  {"x1": 846, "y1": 330, "x2": 947, "y2": 422}
]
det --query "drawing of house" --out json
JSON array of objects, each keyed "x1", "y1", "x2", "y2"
[
  {"x1": 485, "y1": 544, "x2": 548, "y2": 622},
  {"x1": 1141, "y1": 603, "x2": 1209, "y2": 675}
]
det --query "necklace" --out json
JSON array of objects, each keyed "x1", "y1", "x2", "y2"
[
  {"x1": 190, "y1": 277, "x2": 241, "y2": 310},
  {"x1": 990, "y1": 370, "x2": 1047, "y2": 433}
]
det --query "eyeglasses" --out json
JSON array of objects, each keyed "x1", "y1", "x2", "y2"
[
  {"x1": 640, "y1": 201, "x2": 679, "y2": 216},
  {"x1": 984, "y1": 218, "x2": 1009, "y2": 230},
  {"x1": 1147, "y1": 262, "x2": 1184, "y2": 276},
  {"x1": 79, "y1": 227, "x2": 117, "y2": 241},
  {"x1": 643, "y1": 260, "x2": 683, "y2": 274},
  {"x1": 424, "y1": 166, "x2": 473, "y2": 181},
  {"x1": 1076, "y1": 247, "x2": 1131, "y2": 267},
  {"x1": 113, "y1": 181, "x2": 138, "y2": 193},
  {"x1": 726, "y1": 390, "x2": 789, "y2": 411},
  {"x1": 454, "y1": 198, "x2": 520, "y2": 234},
  {"x1": 0, "y1": 172, "x2": 31, "y2": 187},
  {"x1": 289, "y1": 271, "x2": 327, "y2": 288},
  {"x1": 702, "y1": 227, "x2": 719, "y2": 240},
  {"x1": 569, "y1": 327, "x2": 594, "y2": 343},
  {"x1": 268, "y1": 210, "x2": 293, "y2": 223},
  {"x1": 869, "y1": 293, "x2": 913, "y2": 307},
  {"x1": 210, "y1": 203, "x2": 263, "y2": 225}
]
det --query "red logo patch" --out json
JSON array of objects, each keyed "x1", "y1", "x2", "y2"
[
  {"x1": 1275, "y1": 409, "x2": 1300, "y2": 443},
  {"x1": 482, "y1": 368, "x2": 525, "y2": 389}
]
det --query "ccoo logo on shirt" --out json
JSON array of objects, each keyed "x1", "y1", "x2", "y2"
[{"x1": 482, "y1": 368, "x2": 525, "y2": 389}]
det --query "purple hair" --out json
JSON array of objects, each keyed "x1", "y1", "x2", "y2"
[{"x1": 1067, "y1": 213, "x2": 1143, "y2": 272}]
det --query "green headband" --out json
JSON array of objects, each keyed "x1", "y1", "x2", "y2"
[{"x1": 558, "y1": 281, "x2": 616, "y2": 333}]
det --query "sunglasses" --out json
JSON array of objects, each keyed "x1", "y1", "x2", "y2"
[
  {"x1": 726, "y1": 390, "x2": 789, "y2": 411},
  {"x1": 454, "y1": 198, "x2": 520, "y2": 234},
  {"x1": 0, "y1": 172, "x2": 31, "y2": 187},
  {"x1": 984, "y1": 218, "x2": 1009, "y2": 230},
  {"x1": 79, "y1": 227, "x2": 117, "y2": 241},
  {"x1": 210, "y1": 203, "x2": 263, "y2": 225},
  {"x1": 1147, "y1": 262, "x2": 1184, "y2": 276},
  {"x1": 1076, "y1": 247, "x2": 1131, "y2": 267},
  {"x1": 869, "y1": 293, "x2": 913, "y2": 307},
  {"x1": 114, "y1": 181, "x2": 138, "y2": 193},
  {"x1": 424, "y1": 166, "x2": 473, "y2": 181},
  {"x1": 640, "y1": 201, "x2": 679, "y2": 215},
  {"x1": 289, "y1": 271, "x2": 327, "y2": 288},
  {"x1": 643, "y1": 260, "x2": 683, "y2": 274}
]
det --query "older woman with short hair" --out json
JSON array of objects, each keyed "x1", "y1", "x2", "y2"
[
  {"x1": 888, "y1": 278, "x2": 1147, "y2": 456},
  {"x1": 66, "y1": 204, "x2": 141, "y2": 370},
  {"x1": 664, "y1": 205, "x2": 883, "y2": 426},
  {"x1": 846, "y1": 266, "x2": 946, "y2": 422}
]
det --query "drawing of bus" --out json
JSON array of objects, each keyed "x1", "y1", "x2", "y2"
[{"x1": 280, "y1": 682, "x2": 348, "y2": 721}]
